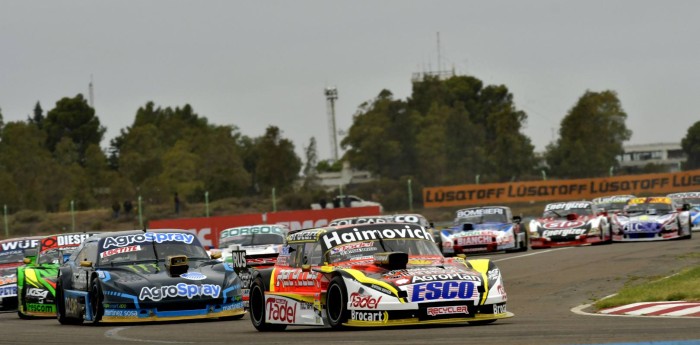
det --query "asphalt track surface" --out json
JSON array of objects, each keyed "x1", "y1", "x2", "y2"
[{"x1": 2, "y1": 238, "x2": 700, "y2": 345}]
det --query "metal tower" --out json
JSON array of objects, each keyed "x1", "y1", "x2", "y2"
[{"x1": 324, "y1": 87, "x2": 339, "y2": 161}]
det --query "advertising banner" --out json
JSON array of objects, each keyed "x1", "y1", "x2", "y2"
[
  {"x1": 423, "y1": 170, "x2": 700, "y2": 208},
  {"x1": 149, "y1": 206, "x2": 381, "y2": 248}
]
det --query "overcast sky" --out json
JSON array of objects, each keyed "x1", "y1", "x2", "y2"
[{"x1": 1, "y1": 1, "x2": 698, "y2": 161}]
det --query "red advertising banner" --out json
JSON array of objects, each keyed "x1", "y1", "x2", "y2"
[
  {"x1": 148, "y1": 206, "x2": 381, "y2": 249},
  {"x1": 422, "y1": 169, "x2": 700, "y2": 208}
]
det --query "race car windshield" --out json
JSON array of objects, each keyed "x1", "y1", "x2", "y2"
[
  {"x1": 326, "y1": 238, "x2": 441, "y2": 264},
  {"x1": 679, "y1": 198, "x2": 700, "y2": 207},
  {"x1": 596, "y1": 202, "x2": 627, "y2": 211},
  {"x1": 0, "y1": 250, "x2": 25, "y2": 263},
  {"x1": 544, "y1": 207, "x2": 593, "y2": 218},
  {"x1": 37, "y1": 247, "x2": 78, "y2": 265},
  {"x1": 457, "y1": 213, "x2": 507, "y2": 224},
  {"x1": 626, "y1": 203, "x2": 673, "y2": 215},
  {"x1": 98, "y1": 242, "x2": 209, "y2": 266},
  {"x1": 219, "y1": 234, "x2": 285, "y2": 248}
]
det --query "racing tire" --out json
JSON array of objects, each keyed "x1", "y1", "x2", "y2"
[
  {"x1": 326, "y1": 276, "x2": 349, "y2": 329},
  {"x1": 17, "y1": 285, "x2": 31, "y2": 320},
  {"x1": 56, "y1": 280, "x2": 83, "y2": 325},
  {"x1": 89, "y1": 278, "x2": 104, "y2": 324},
  {"x1": 468, "y1": 319, "x2": 497, "y2": 325},
  {"x1": 249, "y1": 277, "x2": 287, "y2": 331}
]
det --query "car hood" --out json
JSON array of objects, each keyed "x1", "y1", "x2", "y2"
[
  {"x1": 442, "y1": 223, "x2": 512, "y2": 238},
  {"x1": 97, "y1": 261, "x2": 233, "y2": 302}
]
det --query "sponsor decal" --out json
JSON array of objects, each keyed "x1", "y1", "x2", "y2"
[
  {"x1": 180, "y1": 272, "x2": 207, "y2": 281},
  {"x1": 542, "y1": 221, "x2": 586, "y2": 229},
  {"x1": 493, "y1": 303, "x2": 507, "y2": 314},
  {"x1": 541, "y1": 228, "x2": 587, "y2": 237},
  {"x1": 276, "y1": 269, "x2": 318, "y2": 288},
  {"x1": 103, "y1": 233, "x2": 195, "y2": 249},
  {"x1": 456, "y1": 208, "x2": 504, "y2": 218},
  {"x1": 288, "y1": 230, "x2": 323, "y2": 242},
  {"x1": 100, "y1": 245, "x2": 141, "y2": 258},
  {"x1": 412, "y1": 273, "x2": 480, "y2": 283},
  {"x1": 625, "y1": 223, "x2": 659, "y2": 233},
  {"x1": 330, "y1": 241, "x2": 376, "y2": 255},
  {"x1": 370, "y1": 284, "x2": 393, "y2": 295},
  {"x1": 427, "y1": 305, "x2": 469, "y2": 317},
  {"x1": 0, "y1": 284, "x2": 17, "y2": 296},
  {"x1": 330, "y1": 215, "x2": 424, "y2": 226},
  {"x1": 57, "y1": 233, "x2": 92, "y2": 247},
  {"x1": 350, "y1": 310, "x2": 388, "y2": 322},
  {"x1": 487, "y1": 268, "x2": 501, "y2": 281},
  {"x1": 27, "y1": 303, "x2": 55, "y2": 313},
  {"x1": 222, "y1": 301, "x2": 245, "y2": 311},
  {"x1": 1, "y1": 239, "x2": 39, "y2": 251},
  {"x1": 138, "y1": 283, "x2": 222, "y2": 301},
  {"x1": 545, "y1": 202, "x2": 591, "y2": 211},
  {"x1": 26, "y1": 288, "x2": 49, "y2": 299},
  {"x1": 221, "y1": 225, "x2": 285, "y2": 238},
  {"x1": 350, "y1": 291, "x2": 382, "y2": 309},
  {"x1": 410, "y1": 281, "x2": 476, "y2": 302},
  {"x1": 104, "y1": 309, "x2": 139, "y2": 317},
  {"x1": 230, "y1": 250, "x2": 247, "y2": 269},
  {"x1": 321, "y1": 225, "x2": 433, "y2": 251},
  {"x1": 456, "y1": 235, "x2": 492, "y2": 246},
  {"x1": 266, "y1": 297, "x2": 297, "y2": 323}
]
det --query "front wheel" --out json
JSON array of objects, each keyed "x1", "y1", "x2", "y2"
[
  {"x1": 326, "y1": 276, "x2": 348, "y2": 329},
  {"x1": 249, "y1": 277, "x2": 286, "y2": 331}
]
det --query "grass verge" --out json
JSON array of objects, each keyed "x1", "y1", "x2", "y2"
[{"x1": 595, "y1": 265, "x2": 700, "y2": 310}]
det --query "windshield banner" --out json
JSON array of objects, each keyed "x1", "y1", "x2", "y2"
[{"x1": 423, "y1": 169, "x2": 700, "y2": 208}]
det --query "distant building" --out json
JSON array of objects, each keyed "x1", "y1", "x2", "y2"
[
  {"x1": 314, "y1": 161, "x2": 375, "y2": 191},
  {"x1": 617, "y1": 142, "x2": 686, "y2": 173}
]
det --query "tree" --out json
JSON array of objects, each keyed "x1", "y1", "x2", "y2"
[
  {"x1": 681, "y1": 121, "x2": 700, "y2": 170},
  {"x1": 546, "y1": 90, "x2": 632, "y2": 178},
  {"x1": 302, "y1": 137, "x2": 320, "y2": 188},
  {"x1": 29, "y1": 102, "x2": 44, "y2": 129},
  {"x1": 44, "y1": 94, "x2": 105, "y2": 165},
  {"x1": 254, "y1": 126, "x2": 302, "y2": 193}
]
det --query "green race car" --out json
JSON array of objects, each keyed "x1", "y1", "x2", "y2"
[{"x1": 17, "y1": 232, "x2": 95, "y2": 318}]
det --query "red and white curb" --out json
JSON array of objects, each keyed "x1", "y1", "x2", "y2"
[{"x1": 599, "y1": 301, "x2": 700, "y2": 317}]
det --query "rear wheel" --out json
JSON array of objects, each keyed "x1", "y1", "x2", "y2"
[
  {"x1": 249, "y1": 277, "x2": 286, "y2": 331},
  {"x1": 56, "y1": 280, "x2": 83, "y2": 325},
  {"x1": 326, "y1": 276, "x2": 348, "y2": 329},
  {"x1": 89, "y1": 279, "x2": 104, "y2": 324}
]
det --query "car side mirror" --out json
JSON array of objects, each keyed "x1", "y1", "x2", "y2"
[
  {"x1": 210, "y1": 250, "x2": 222, "y2": 260},
  {"x1": 23, "y1": 257, "x2": 31, "y2": 264},
  {"x1": 682, "y1": 203, "x2": 691, "y2": 211},
  {"x1": 80, "y1": 260, "x2": 93, "y2": 268},
  {"x1": 512, "y1": 216, "x2": 522, "y2": 224}
]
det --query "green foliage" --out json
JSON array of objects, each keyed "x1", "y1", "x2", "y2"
[
  {"x1": 343, "y1": 75, "x2": 535, "y2": 185},
  {"x1": 316, "y1": 159, "x2": 343, "y2": 173},
  {"x1": 546, "y1": 90, "x2": 632, "y2": 178},
  {"x1": 254, "y1": 126, "x2": 302, "y2": 193},
  {"x1": 681, "y1": 121, "x2": 700, "y2": 170},
  {"x1": 43, "y1": 94, "x2": 105, "y2": 165},
  {"x1": 13, "y1": 210, "x2": 46, "y2": 223}
]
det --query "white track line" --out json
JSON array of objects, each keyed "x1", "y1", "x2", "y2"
[
  {"x1": 105, "y1": 327, "x2": 194, "y2": 343},
  {"x1": 493, "y1": 247, "x2": 572, "y2": 262}
]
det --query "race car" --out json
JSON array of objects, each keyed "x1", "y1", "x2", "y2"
[
  {"x1": 0, "y1": 236, "x2": 42, "y2": 309},
  {"x1": 218, "y1": 224, "x2": 288, "y2": 307},
  {"x1": 55, "y1": 229, "x2": 245, "y2": 324},
  {"x1": 438, "y1": 207, "x2": 527, "y2": 255},
  {"x1": 667, "y1": 192, "x2": 700, "y2": 231},
  {"x1": 17, "y1": 232, "x2": 95, "y2": 318},
  {"x1": 611, "y1": 197, "x2": 692, "y2": 241},
  {"x1": 591, "y1": 195, "x2": 636, "y2": 214},
  {"x1": 247, "y1": 222, "x2": 512, "y2": 331},
  {"x1": 219, "y1": 224, "x2": 288, "y2": 267},
  {"x1": 529, "y1": 201, "x2": 611, "y2": 249}
]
